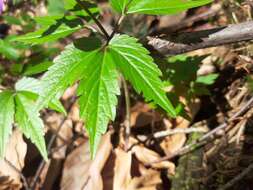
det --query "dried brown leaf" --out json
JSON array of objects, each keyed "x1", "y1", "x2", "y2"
[
  {"x1": 130, "y1": 103, "x2": 161, "y2": 128},
  {"x1": 0, "y1": 129, "x2": 27, "y2": 190},
  {"x1": 60, "y1": 132, "x2": 112, "y2": 190},
  {"x1": 113, "y1": 148, "x2": 132, "y2": 190},
  {"x1": 160, "y1": 99, "x2": 200, "y2": 155},
  {"x1": 113, "y1": 148, "x2": 162, "y2": 190},
  {"x1": 132, "y1": 145, "x2": 175, "y2": 174}
]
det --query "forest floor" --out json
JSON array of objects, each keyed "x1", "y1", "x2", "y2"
[{"x1": 1, "y1": 0, "x2": 253, "y2": 190}]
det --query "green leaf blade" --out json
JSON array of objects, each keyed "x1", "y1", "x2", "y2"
[
  {"x1": 117, "y1": 0, "x2": 213, "y2": 15},
  {"x1": 0, "y1": 39, "x2": 19, "y2": 60},
  {"x1": 0, "y1": 91, "x2": 15, "y2": 157},
  {"x1": 78, "y1": 51, "x2": 120, "y2": 157},
  {"x1": 110, "y1": 0, "x2": 129, "y2": 14},
  {"x1": 14, "y1": 24, "x2": 82, "y2": 44},
  {"x1": 48, "y1": 0, "x2": 65, "y2": 15},
  {"x1": 196, "y1": 74, "x2": 219, "y2": 85},
  {"x1": 109, "y1": 35, "x2": 176, "y2": 117},
  {"x1": 23, "y1": 61, "x2": 54, "y2": 76},
  {"x1": 15, "y1": 77, "x2": 66, "y2": 114},
  {"x1": 13, "y1": 16, "x2": 84, "y2": 44},
  {"x1": 15, "y1": 77, "x2": 41, "y2": 94},
  {"x1": 15, "y1": 93, "x2": 48, "y2": 160},
  {"x1": 36, "y1": 44, "x2": 96, "y2": 111}
]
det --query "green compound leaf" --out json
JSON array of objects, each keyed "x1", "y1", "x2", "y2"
[
  {"x1": 109, "y1": 35, "x2": 176, "y2": 117},
  {"x1": 36, "y1": 39, "x2": 119, "y2": 158},
  {"x1": 78, "y1": 50, "x2": 120, "y2": 158},
  {"x1": 15, "y1": 93, "x2": 48, "y2": 160},
  {"x1": 0, "y1": 91, "x2": 15, "y2": 157},
  {"x1": 36, "y1": 35, "x2": 176, "y2": 158},
  {"x1": 110, "y1": 0, "x2": 212, "y2": 15}
]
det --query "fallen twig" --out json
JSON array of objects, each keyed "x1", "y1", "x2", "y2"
[
  {"x1": 148, "y1": 21, "x2": 253, "y2": 56},
  {"x1": 4, "y1": 158, "x2": 30, "y2": 190},
  {"x1": 122, "y1": 77, "x2": 131, "y2": 151},
  {"x1": 148, "y1": 96, "x2": 253, "y2": 165},
  {"x1": 153, "y1": 127, "x2": 208, "y2": 139}
]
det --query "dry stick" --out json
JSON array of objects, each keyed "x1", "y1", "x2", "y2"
[
  {"x1": 47, "y1": 127, "x2": 68, "y2": 144},
  {"x1": 149, "y1": 96, "x2": 253, "y2": 164},
  {"x1": 153, "y1": 127, "x2": 208, "y2": 139},
  {"x1": 122, "y1": 78, "x2": 131, "y2": 151},
  {"x1": 4, "y1": 158, "x2": 30, "y2": 190},
  {"x1": 200, "y1": 96, "x2": 253, "y2": 141},
  {"x1": 49, "y1": 134, "x2": 82, "y2": 155},
  {"x1": 75, "y1": 0, "x2": 110, "y2": 40},
  {"x1": 148, "y1": 21, "x2": 253, "y2": 56},
  {"x1": 218, "y1": 163, "x2": 253, "y2": 190}
]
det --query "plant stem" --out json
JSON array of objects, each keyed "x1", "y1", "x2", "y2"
[
  {"x1": 109, "y1": 0, "x2": 131, "y2": 40},
  {"x1": 122, "y1": 78, "x2": 131, "y2": 151},
  {"x1": 75, "y1": 0, "x2": 110, "y2": 40},
  {"x1": 109, "y1": 15, "x2": 125, "y2": 40}
]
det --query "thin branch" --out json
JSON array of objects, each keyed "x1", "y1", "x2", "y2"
[
  {"x1": 153, "y1": 127, "x2": 208, "y2": 139},
  {"x1": 4, "y1": 158, "x2": 30, "y2": 190},
  {"x1": 122, "y1": 78, "x2": 131, "y2": 151},
  {"x1": 75, "y1": 0, "x2": 110, "y2": 39},
  {"x1": 147, "y1": 96, "x2": 253, "y2": 165},
  {"x1": 199, "y1": 96, "x2": 253, "y2": 142},
  {"x1": 46, "y1": 127, "x2": 68, "y2": 144},
  {"x1": 148, "y1": 21, "x2": 253, "y2": 56}
]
